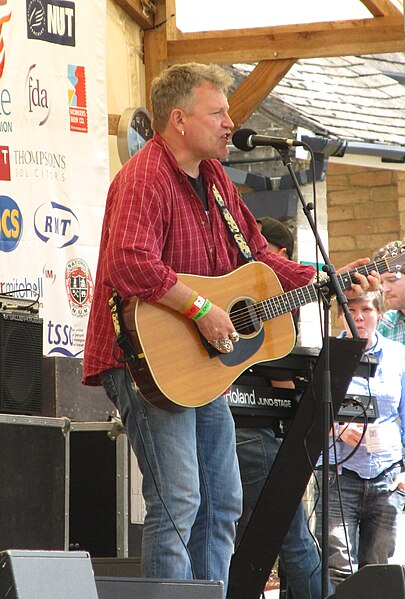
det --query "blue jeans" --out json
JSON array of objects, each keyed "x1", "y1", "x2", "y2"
[
  {"x1": 236, "y1": 427, "x2": 326, "y2": 599},
  {"x1": 102, "y1": 368, "x2": 242, "y2": 592},
  {"x1": 314, "y1": 464, "x2": 405, "y2": 589}
]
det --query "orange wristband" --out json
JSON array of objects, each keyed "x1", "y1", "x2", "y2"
[{"x1": 179, "y1": 291, "x2": 198, "y2": 314}]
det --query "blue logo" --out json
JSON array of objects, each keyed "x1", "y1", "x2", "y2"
[
  {"x1": 0, "y1": 195, "x2": 23, "y2": 252},
  {"x1": 34, "y1": 200, "x2": 79, "y2": 248},
  {"x1": 46, "y1": 319, "x2": 84, "y2": 357},
  {"x1": 26, "y1": 0, "x2": 75, "y2": 47}
]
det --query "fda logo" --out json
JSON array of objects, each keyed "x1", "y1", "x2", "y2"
[{"x1": 26, "y1": 0, "x2": 75, "y2": 47}]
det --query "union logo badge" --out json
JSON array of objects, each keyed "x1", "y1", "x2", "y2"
[{"x1": 65, "y1": 257, "x2": 94, "y2": 317}]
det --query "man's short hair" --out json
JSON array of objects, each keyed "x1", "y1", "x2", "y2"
[
  {"x1": 337, "y1": 290, "x2": 385, "y2": 318},
  {"x1": 256, "y1": 216, "x2": 294, "y2": 259},
  {"x1": 150, "y1": 62, "x2": 232, "y2": 132}
]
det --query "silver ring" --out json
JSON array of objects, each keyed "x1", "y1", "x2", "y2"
[
  {"x1": 221, "y1": 339, "x2": 232, "y2": 353},
  {"x1": 213, "y1": 338, "x2": 232, "y2": 353},
  {"x1": 230, "y1": 331, "x2": 239, "y2": 343}
]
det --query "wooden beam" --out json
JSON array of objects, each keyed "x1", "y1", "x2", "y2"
[
  {"x1": 166, "y1": 16, "x2": 404, "y2": 65},
  {"x1": 108, "y1": 113, "x2": 120, "y2": 136},
  {"x1": 360, "y1": 0, "x2": 403, "y2": 16},
  {"x1": 143, "y1": 0, "x2": 172, "y2": 110},
  {"x1": 115, "y1": 1, "x2": 405, "y2": 133},
  {"x1": 114, "y1": 0, "x2": 155, "y2": 29},
  {"x1": 228, "y1": 60, "x2": 296, "y2": 128}
]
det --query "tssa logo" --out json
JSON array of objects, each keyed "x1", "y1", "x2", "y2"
[
  {"x1": 26, "y1": 0, "x2": 75, "y2": 47},
  {"x1": 0, "y1": 195, "x2": 23, "y2": 252},
  {"x1": 34, "y1": 200, "x2": 79, "y2": 248},
  {"x1": 46, "y1": 321, "x2": 84, "y2": 357}
]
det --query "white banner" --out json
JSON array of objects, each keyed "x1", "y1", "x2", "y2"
[{"x1": 0, "y1": 0, "x2": 109, "y2": 358}]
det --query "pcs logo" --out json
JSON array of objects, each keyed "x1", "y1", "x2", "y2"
[{"x1": 0, "y1": 195, "x2": 23, "y2": 252}]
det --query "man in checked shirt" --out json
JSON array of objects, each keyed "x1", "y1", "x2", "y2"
[{"x1": 83, "y1": 62, "x2": 378, "y2": 593}]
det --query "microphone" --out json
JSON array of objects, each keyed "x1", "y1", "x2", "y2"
[{"x1": 232, "y1": 128, "x2": 304, "y2": 151}]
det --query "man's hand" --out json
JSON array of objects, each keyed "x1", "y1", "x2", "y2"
[
  {"x1": 389, "y1": 471, "x2": 405, "y2": 493},
  {"x1": 338, "y1": 422, "x2": 365, "y2": 447},
  {"x1": 157, "y1": 281, "x2": 239, "y2": 353},
  {"x1": 197, "y1": 303, "x2": 239, "y2": 353},
  {"x1": 337, "y1": 258, "x2": 380, "y2": 299}
]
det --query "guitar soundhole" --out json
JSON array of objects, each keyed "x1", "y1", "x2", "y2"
[{"x1": 230, "y1": 299, "x2": 261, "y2": 336}]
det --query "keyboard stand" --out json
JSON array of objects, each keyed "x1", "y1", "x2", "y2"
[{"x1": 227, "y1": 337, "x2": 367, "y2": 599}]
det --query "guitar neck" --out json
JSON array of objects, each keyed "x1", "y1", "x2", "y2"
[
  {"x1": 257, "y1": 284, "x2": 318, "y2": 321},
  {"x1": 256, "y1": 254, "x2": 397, "y2": 323},
  {"x1": 336, "y1": 256, "x2": 391, "y2": 289}
]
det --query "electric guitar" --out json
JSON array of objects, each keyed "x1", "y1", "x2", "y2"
[{"x1": 120, "y1": 244, "x2": 405, "y2": 411}]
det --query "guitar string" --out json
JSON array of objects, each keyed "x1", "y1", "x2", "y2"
[
  {"x1": 227, "y1": 256, "x2": 399, "y2": 331},
  {"x1": 229, "y1": 285, "x2": 319, "y2": 330},
  {"x1": 228, "y1": 265, "x2": 367, "y2": 328}
]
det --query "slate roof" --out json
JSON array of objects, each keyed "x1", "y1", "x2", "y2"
[{"x1": 232, "y1": 53, "x2": 405, "y2": 145}]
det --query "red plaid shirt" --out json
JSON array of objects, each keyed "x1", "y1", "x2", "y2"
[{"x1": 83, "y1": 134, "x2": 315, "y2": 384}]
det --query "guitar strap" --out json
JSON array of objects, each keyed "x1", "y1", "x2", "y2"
[
  {"x1": 212, "y1": 183, "x2": 257, "y2": 264},
  {"x1": 108, "y1": 289, "x2": 141, "y2": 365}
]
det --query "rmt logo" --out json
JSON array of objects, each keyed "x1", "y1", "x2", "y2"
[{"x1": 26, "y1": 0, "x2": 75, "y2": 47}]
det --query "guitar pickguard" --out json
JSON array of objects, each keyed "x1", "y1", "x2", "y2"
[{"x1": 220, "y1": 330, "x2": 265, "y2": 366}]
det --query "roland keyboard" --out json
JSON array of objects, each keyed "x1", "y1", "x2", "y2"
[{"x1": 227, "y1": 345, "x2": 379, "y2": 423}]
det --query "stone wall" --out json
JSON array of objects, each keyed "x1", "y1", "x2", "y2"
[
  {"x1": 327, "y1": 162, "x2": 405, "y2": 333},
  {"x1": 327, "y1": 162, "x2": 403, "y2": 267}
]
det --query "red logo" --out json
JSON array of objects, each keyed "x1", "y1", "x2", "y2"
[
  {"x1": 0, "y1": 2, "x2": 12, "y2": 79},
  {"x1": 0, "y1": 146, "x2": 10, "y2": 180},
  {"x1": 68, "y1": 64, "x2": 88, "y2": 133}
]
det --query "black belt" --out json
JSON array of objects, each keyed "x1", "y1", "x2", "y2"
[{"x1": 342, "y1": 460, "x2": 404, "y2": 482}]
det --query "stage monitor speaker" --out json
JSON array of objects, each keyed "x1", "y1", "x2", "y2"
[
  {"x1": 0, "y1": 312, "x2": 43, "y2": 415},
  {"x1": 329, "y1": 564, "x2": 405, "y2": 599},
  {"x1": 95, "y1": 576, "x2": 224, "y2": 599},
  {"x1": 0, "y1": 550, "x2": 99, "y2": 599}
]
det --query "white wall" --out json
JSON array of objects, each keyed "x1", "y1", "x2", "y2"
[{"x1": 107, "y1": 1, "x2": 145, "y2": 179}]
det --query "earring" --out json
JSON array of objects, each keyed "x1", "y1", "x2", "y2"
[{"x1": 181, "y1": 130, "x2": 185, "y2": 136}]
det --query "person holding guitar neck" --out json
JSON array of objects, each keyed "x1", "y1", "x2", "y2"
[{"x1": 82, "y1": 63, "x2": 378, "y2": 592}]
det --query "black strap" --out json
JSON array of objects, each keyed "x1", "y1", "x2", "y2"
[
  {"x1": 108, "y1": 290, "x2": 140, "y2": 365},
  {"x1": 211, "y1": 183, "x2": 256, "y2": 264}
]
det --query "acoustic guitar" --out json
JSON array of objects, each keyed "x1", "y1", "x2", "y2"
[{"x1": 120, "y1": 246, "x2": 405, "y2": 411}]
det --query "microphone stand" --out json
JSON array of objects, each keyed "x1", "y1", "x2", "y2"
[{"x1": 273, "y1": 143, "x2": 359, "y2": 598}]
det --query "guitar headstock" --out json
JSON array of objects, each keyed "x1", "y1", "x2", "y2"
[{"x1": 373, "y1": 239, "x2": 405, "y2": 275}]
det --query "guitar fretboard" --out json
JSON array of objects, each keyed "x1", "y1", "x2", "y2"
[
  {"x1": 336, "y1": 257, "x2": 391, "y2": 289},
  {"x1": 257, "y1": 285, "x2": 319, "y2": 321},
  {"x1": 252, "y1": 251, "x2": 404, "y2": 324}
]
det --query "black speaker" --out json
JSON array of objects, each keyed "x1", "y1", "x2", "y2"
[
  {"x1": 95, "y1": 576, "x2": 224, "y2": 599},
  {"x1": 0, "y1": 550, "x2": 99, "y2": 598},
  {"x1": 0, "y1": 312, "x2": 43, "y2": 414},
  {"x1": 0, "y1": 416, "x2": 67, "y2": 552},
  {"x1": 329, "y1": 564, "x2": 405, "y2": 598}
]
